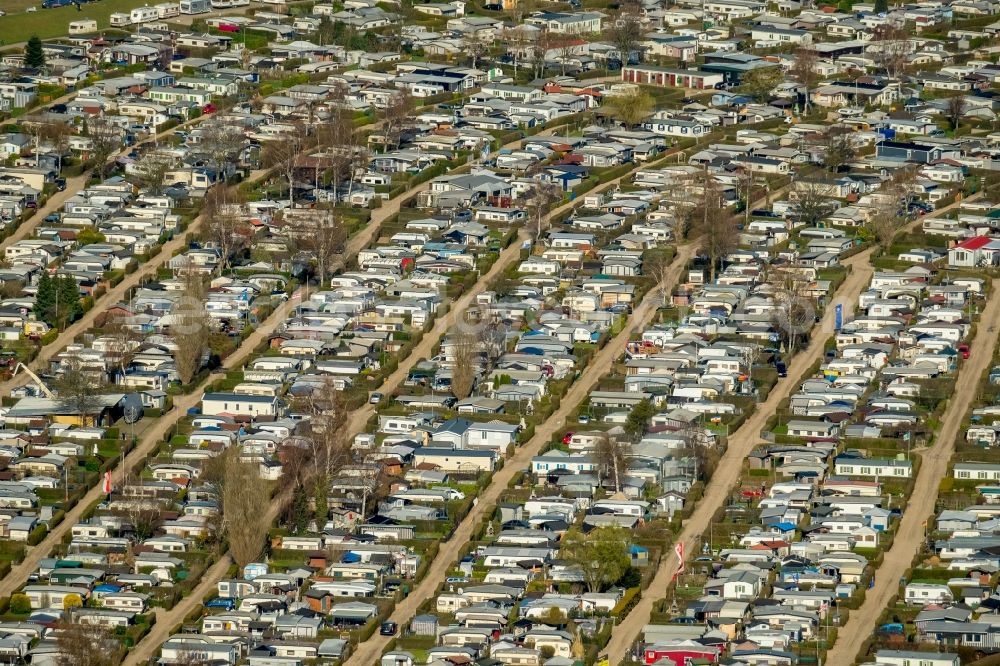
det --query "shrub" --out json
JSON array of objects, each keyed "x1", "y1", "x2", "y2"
[
  {"x1": 26, "y1": 525, "x2": 47, "y2": 546},
  {"x1": 9, "y1": 594, "x2": 30, "y2": 615}
]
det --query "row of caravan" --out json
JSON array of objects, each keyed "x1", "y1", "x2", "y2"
[{"x1": 108, "y1": 0, "x2": 251, "y2": 27}]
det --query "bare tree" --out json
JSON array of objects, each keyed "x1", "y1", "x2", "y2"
[
  {"x1": 476, "y1": 315, "x2": 508, "y2": 374},
  {"x1": 85, "y1": 115, "x2": 122, "y2": 179},
  {"x1": 664, "y1": 172, "x2": 698, "y2": 241},
  {"x1": 261, "y1": 122, "x2": 309, "y2": 208},
  {"x1": 501, "y1": 24, "x2": 531, "y2": 76},
  {"x1": 461, "y1": 30, "x2": 490, "y2": 70},
  {"x1": 556, "y1": 35, "x2": 579, "y2": 76},
  {"x1": 791, "y1": 178, "x2": 837, "y2": 227},
  {"x1": 103, "y1": 315, "x2": 141, "y2": 379},
  {"x1": 872, "y1": 24, "x2": 912, "y2": 80},
  {"x1": 52, "y1": 357, "x2": 107, "y2": 426},
  {"x1": 291, "y1": 378, "x2": 350, "y2": 523},
  {"x1": 380, "y1": 89, "x2": 415, "y2": 152},
  {"x1": 533, "y1": 27, "x2": 559, "y2": 78},
  {"x1": 594, "y1": 432, "x2": 630, "y2": 495},
  {"x1": 887, "y1": 164, "x2": 919, "y2": 212},
  {"x1": 199, "y1": 123, "x2": 246, "y2": 183},
  {"x1": 317, "y1": 105, "x2": 357, "y2": 201},
  {"x1": 526, "y1": 181, "x2": 563, "y2": 243},
  {"x1": 768, "y1": 264, "x2": 815, "y2": 356},
  {"x1": 286, "y1": 208, "x2": 347, "y2": 288},
  {"x1": 214, "y1": 447, "x2": 270, "y2": 567},
  {"x1": 24, "y1": 116, "x2": 72, "y2": 172},
  {"x1": 114, "y1": 498, "x2": 162, "y2": 542},
  {"x1": 605, "y1": 6, "x2": 644, "y2": 69},
  {"x1": 644, "y1": 249, "x2": 675, "y2": 306},
  {"x1": 294, "y1": 378, "x2": 349, "y2": 480},
  {"x1": 135, "y1": 150, "x2": 175, "y2": 194},
  {"x1": 171, "y1": 273, "x2": 209, "y2": 385},
  {"x1": 868, "y1": 204, "x2": 903, "y2": 252},
  {"x1": 55, "y1": 622, "x2": 125, "y2": 666},
  {"x1": 202, "y1": 185, "x2": 250, "y2": 273},
  {"x1": 823, "y1": 128, "x2": 855, "y2": 173},
  {"x1": 789, "y1": 46, "x2": 818, "y2": 114},
  {"x1": 947, "y1": 94, "x2": 966, "y2": 133},
  {"x1": 693, "y1": 171, "x2": 738, "y2": 282},
  {"x1": 450, "y1": 328, "x2": 479, "y2": 400}
]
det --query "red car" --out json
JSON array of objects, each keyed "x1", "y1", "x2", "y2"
[
  {"x1": 959, "y1": 343, "x2": 970, "y2": 359},
  {"x1": 202, "y1": 103, "x2": 217, "y2": 114}
]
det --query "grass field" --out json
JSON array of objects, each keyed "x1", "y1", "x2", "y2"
[{"x1": 0, "y1": 0, "x2": 181, "y2": 45}]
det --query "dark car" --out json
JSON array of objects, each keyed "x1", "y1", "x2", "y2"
[
  {"x1": 775, "y1": 360, "x2": 787, "y2": 377},
  {"x1": 50, "y1": 103, "x2": 67, "y2": 114},
  {"x1": 452, "y1": 209, "x2": 473, "y2": 223},
  {"x1": 380, "y1": 621, "x2": 397, "y2": 636},
  {"x1": 55, "y1": 178, "x2": 66, "y2": 191}
]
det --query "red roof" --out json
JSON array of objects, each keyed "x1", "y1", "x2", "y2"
[{"x1": 956, "y1": 235, "x2": 994, "y2": 250}]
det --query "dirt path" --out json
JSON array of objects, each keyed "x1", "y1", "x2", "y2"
[
  {"x1": 825, "y1": 280, "x2": 1000, "y2": 666},
  {"x1": 125, "y1": 149, "x2": 695, "y2": 666},
  {"x1": 601, "y1": 194, "x2": 979, "y2": 665},
  {"x1": 602, "y1": 247, "x2": 877, "y2": 663},
  {"x1": 0, "y1": 139, "x2": 461, "y2": 596},
  {"x1": 343, "y1": 242, "x2": 698, "y2": 666},
  {"x1": 0, "y1": 111, "x2": 207, "y2": 264},
  {"x1": 0, "y1": 281, "x2": 304, "y2": 600}
]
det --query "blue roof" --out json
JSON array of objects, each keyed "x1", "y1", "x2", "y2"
[
  {"x1": 93, "y1": 584, "x2": 121, "y2": 593},
  {"x1": 341, "y1": 552, "x2": 362, "y2": 564}
]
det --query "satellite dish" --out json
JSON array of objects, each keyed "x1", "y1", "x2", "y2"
[{"x1": 122, "y1": 394, "x2": 143, "y2": 425}]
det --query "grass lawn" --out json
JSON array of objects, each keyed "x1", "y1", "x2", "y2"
[{"x1": 0, "y1": 0, "x2": 158, "y2": 45}]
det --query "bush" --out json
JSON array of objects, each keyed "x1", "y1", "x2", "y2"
[
  {"x1": 9, "y1": 594, "x2": 30, "y2": 615},
  {"x1": 26, "y1": 525, "x2": 47, "y2": 546}
]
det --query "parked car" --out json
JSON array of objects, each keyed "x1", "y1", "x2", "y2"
[
  {"x1": 369, "y1": 392, "x2": 384, "y2": 404},
  {"x1": 205, "y1": 597, "x2": 236, "y2": 610},
  {"x1": 380, "y1": 621, "x2": 397, "y2": 636}
]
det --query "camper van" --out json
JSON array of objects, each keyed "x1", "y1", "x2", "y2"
[
  {"x1": 155, "y1": 2, "x2": 180, "y2": 17},
  {"x1": 179, "y1": 0, "x2": 210, "y2": 13},
  {"x1": 68, "y1": 19, "x2": 98, "y2": 34},
  {"x1": 130, "y1": 6, "x2": 160, "y2": 24}
]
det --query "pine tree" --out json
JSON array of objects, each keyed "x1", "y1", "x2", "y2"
[
  {"x1": 290, "y1": 484, "x2": 309, "y2": 534},
  {"x1": 24, "y1": 36, "x2": 45, "y2": 70},
  {"x1": 33, "y1": 272, "x2": 55, "y2": 325},
  {"x1": 57, "y1": 276, "x2": 81, "y2": 327},
  {"x1": 873, "y1": 0, "x2": 888, "y2": 12}
]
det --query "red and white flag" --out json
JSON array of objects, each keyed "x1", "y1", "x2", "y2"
[
  {"x1": 673, "y1": 541, "x2": 685, "y2": 580},
  {"x1": 102, "y1": 471, "x2": 112, "y2": 495}
]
